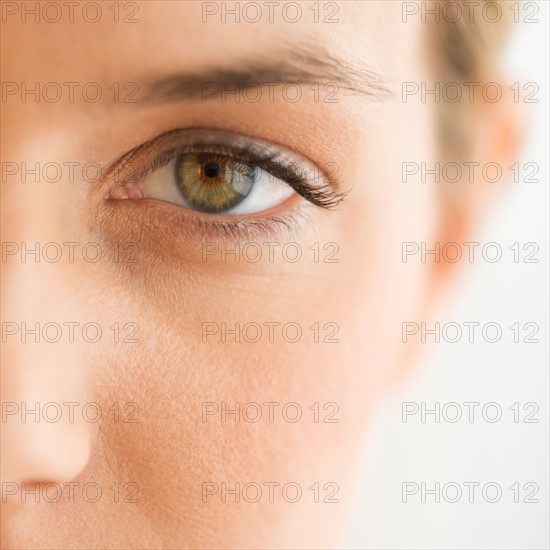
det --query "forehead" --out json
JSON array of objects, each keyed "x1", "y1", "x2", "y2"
[{"x1": 2, "y1": 1, "x2": 414, "y2": 81}]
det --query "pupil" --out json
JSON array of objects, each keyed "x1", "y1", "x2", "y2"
[{"x1": 204, "y1": 163, "x2": 220, "y2": 179}]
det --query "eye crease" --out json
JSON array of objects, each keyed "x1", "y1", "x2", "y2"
[{"x1": 105, "y1": 127, "x2": 347, "y2": 223}]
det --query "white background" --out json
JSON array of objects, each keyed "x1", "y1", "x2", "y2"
[{"x1": 341, "y1": 2, "x2": 549, "y2": 548}]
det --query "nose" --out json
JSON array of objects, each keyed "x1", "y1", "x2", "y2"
[
  {"x1": 1, "y1": 362, "x2": 91, "y2": 489},
  {"x1": 1, "y1": 172, "x2": 92, "y2": 504},
  {"x1": 1, "y1": 265, "x2": 92, "y2": 502}
]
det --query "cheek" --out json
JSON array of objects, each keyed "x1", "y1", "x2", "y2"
[
  {"x1": 86, "y1": 276, "x2": 366, "y2": 546},
  {"x1": 86, "y1": 195, "x2": 436, "y2": 547}
]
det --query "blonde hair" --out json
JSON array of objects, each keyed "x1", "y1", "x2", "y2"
[{"x1": 428, "y1": 0, "x2": 513, "y2": 154}]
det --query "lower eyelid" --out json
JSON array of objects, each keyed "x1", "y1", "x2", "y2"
[{"x1": 101, "y1": 193, "x2": 312, "y2": 246}]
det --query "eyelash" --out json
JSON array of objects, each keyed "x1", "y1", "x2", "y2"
[{"x1": 102, "y1": 128, "x2": 347, "y2": 238}]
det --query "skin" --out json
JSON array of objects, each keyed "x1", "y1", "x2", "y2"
[{"x1": 0, "y1": 1, "x2": 520, "y2": 548}]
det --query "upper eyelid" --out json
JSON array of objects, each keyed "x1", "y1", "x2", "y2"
[{"x1": 102, "y1": 127, "x2": 347, "y2": 209}]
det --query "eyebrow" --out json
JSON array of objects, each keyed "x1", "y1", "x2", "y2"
[{"x1": 138, "y1": 45, "x2": 390, "y2": 104}]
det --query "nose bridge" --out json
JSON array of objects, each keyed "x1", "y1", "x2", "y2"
[{"x1": 1, "y1": 184, "x2": 92, "y2": 489}]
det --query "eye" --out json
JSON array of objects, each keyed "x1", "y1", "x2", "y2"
[
  {"x1": 106, "y1": 128, "x2": 346, "y2": 220},
  {"x1": 139, "y1": 151, "x2": 295, "y2": 215}
]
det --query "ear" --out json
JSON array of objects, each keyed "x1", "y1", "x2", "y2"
[
  {"x1": 429, "y1": 81, "x2": 527, "y2": 300},
  {"x1": 391, "y1": 81, "x2": 527, "y2": 385}
]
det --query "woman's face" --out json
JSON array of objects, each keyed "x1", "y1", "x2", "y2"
[{"x1": 1, "y1": 2, "x2": 465, "y2": 548}]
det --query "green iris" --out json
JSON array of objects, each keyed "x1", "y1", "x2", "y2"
[{"x1": 175, "y1": 153, "x2": 257, "y2": 213}]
